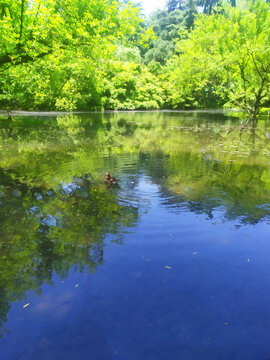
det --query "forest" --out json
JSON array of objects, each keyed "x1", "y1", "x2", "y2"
[{"x1": 0, "y1": 0, "x2": 270, "y2": 118}]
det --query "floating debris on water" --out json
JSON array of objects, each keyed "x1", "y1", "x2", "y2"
[{"x1": 22, "y1": 303, "x2": 30, "y2": 309}]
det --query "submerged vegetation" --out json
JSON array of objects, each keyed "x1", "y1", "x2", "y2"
[{"x1": 0, "y1": 0, "x2": 270, "y2": 117}]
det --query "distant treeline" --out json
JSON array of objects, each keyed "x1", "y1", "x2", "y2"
[{"x1": 0, "y1": 0, "x2": 270, "y2": 117}]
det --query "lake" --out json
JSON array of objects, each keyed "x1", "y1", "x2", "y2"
[{"x1": 0, "y1": 110, "x2": 269, "y2": 360}]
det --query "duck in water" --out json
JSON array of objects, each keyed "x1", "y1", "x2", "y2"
[{"x1": 104, "y1": 172, "x2": 119, "y2": 187}]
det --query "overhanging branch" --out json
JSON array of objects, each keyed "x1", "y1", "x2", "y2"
[{"x1": 0, "y1": 49, "x2": 54, "y2": 68}]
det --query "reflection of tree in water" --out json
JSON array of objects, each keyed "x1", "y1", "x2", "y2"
[
  {"x1": 0, "y1": 111, "x2": 270, "y2": 335},
  {"x1": 0, "y1": 168, "x2": 139, "y2": 337},
  {"x1": 138, "y1": 151, "x2": 270, "y2": 225}
]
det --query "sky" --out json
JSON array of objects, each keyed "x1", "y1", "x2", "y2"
[{"x1": 140, "y1": 0, "x2": 167, "y2": 14}]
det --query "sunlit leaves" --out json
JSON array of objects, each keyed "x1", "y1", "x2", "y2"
[
  {"x1": 0, "y1": 0, "x2": 153, "y2": 110},
  {"x1": 167, "y1": 0, "x2": 270, "y2": 116}
]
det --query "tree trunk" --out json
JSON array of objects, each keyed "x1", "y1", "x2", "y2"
[{"x1": 19, "y1": 0, "x2": 25, "y2": 40}]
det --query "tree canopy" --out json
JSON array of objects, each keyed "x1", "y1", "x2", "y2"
[
  {"x1": 0, "y1": 0, "x2": 270, "y2": 116},
  {"x1": 167, "y1": 0, "x2": 270, "y2": 118}
]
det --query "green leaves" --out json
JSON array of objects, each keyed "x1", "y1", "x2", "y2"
[
  {"x1": 167, "y1": 0, "x2": 270, "y2": 115},
  {"x1": 1, "y1": 0, "x2": 270, "y2": 113},
  {"x1": 0, "y1": 0, "x2": 158, "y2": 111},
  {"x1": 101, "y1": 61, "x2": 165, "y2": 110}
]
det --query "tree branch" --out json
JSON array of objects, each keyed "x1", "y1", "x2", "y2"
[
  {"x1": 250, "y1": 52, "x2": 264, "y2": 80},
  {"x1": 19, "y1": 0, "x2": 25, "y2": 40},
  {"x1": 0, "y1": 50, "x2": 54, "y2": 67}
]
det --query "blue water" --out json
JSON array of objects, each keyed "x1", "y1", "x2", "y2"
[
  {"x1": 0, "y1": 112, "x2": 270, "y2": 359},
  {"x1": 1, "y1": 178, "x2": 269, "y2": 360}
]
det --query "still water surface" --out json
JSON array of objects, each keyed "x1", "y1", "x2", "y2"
[{"x1": 0, "y1": 111, "x2": 270, "y2": 359}]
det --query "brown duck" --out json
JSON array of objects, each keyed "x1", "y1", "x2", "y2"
[{"x1": 104, "y1": 172, "x2": 119, "y2": 186}]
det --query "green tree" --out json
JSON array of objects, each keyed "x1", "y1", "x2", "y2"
[
  {"x1": 0, "y1": 0, "x2": 153, "y2": 111},
  {"x1": 168, "y1": 0, "x2": 270, "y2": 117},
  {"x1": 144, "y1": 9, "x2": 185, "y2": 65},
  {"x1": 101, "y1": 61, "x2": 165, "y2": 109}
]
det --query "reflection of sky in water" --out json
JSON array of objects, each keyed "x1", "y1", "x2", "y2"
[
  {"x1": 1, "y1": 178, "x2": 270, "y2": 360},
  {"x1": 0, "y1": 112, "x2": 270, "y2": 359}
]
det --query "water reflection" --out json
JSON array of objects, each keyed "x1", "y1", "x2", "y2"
[
  {"x1": 0, "y1": 111, "x2": 269, "y2": 357},
  {"x1": 0, "y1": 166, "x2": 139, "y2": 336},
  {"x1": 147, "y1": 151, "x2": 270, "y2": 224}
]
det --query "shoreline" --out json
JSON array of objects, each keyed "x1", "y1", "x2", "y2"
[{"x1": 0, "y1": 109, "x2": 242, "y2": 117}]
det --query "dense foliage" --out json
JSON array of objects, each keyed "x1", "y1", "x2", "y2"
[
  {"x1": 0, "y1": 0, "x2": 270, "y2": 116},
  {"x1": 167, "y1": 0, "x2": 270, "y2": 118}
]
